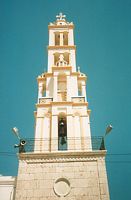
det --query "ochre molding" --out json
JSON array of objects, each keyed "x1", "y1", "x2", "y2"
[
  {"x1": 36, "y1": 103, "x2": 52, "y2": 108},
  {"x1": 52, "y1": 66, "x2": 72, "y2": 72},
  {"x1": 48, "y1": 45, "x2": 76, "y2": 50},
  {"x1": 78, "y1": 76, "x2": 87, "y2": 81},
  {"x1": 48, "y1": 24, "x2": 74, "y2": 29},
  {"x1": 36, "y1": 101, "x2": 88, "y2": 107},
  {"x1": 51, "y1": 102, "x2": 73, "y2": 106},
  {"x1": 72, "y1": 102, "x2": 88, "y2": 106},
  {"x1": 37, "y1": 73, "x2": 53, "y2": 82},
  {"x1": 87, "y1": 109, "x2": 91, "y2": 116}
]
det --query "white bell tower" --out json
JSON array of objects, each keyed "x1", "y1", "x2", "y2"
[
  {"x1": 34, "y1": 12, "x2": 91, "y2": 153},
  {"x1": 15, "y1": 13, "x2": 110, "y2": 200}
]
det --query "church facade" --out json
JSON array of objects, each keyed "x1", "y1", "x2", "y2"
[{"x1": 13, "y1": 13, "x2": 110, "y2": 200}]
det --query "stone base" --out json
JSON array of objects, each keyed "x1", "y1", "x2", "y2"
[{"x1": 15, "y1": 151, "x2": 110, "y2": 200}]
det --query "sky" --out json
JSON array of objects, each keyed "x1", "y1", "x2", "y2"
[{"x1": 0, "y1": 0, "x2": 131, "y2": 199}]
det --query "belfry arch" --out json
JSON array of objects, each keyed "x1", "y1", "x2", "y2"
[{"x1": 58, "y1": 113, "x2": 67, "y2": 150}]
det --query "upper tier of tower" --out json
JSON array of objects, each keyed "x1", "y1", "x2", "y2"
[{"x1": 47, "y1": 13, "x2": 76, "y2": 72}]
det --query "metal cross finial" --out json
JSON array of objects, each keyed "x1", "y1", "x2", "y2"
[{"x1": 56, "y1": 12, "x2": 66, "y2": 20}]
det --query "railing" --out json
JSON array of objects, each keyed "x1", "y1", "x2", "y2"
[
  {"x1": 16, "y1": 137, "x2": 105, "y2": 153},
  {"x1": 39, "y1": 97, "x2": 53, "y2": 104},
  {"x1": 72, "y1": 96, "x2": 85, "y2": 103}
]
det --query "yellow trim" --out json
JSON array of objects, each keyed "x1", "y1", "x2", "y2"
[
  {"x1": 37, "y1": 72, "x2": 53, "y2": 82},
  {"x1": 37, "y1": 77, "x2": 46, "y2": 82},
  {"x1": 36, "y1": 104, "x2": 52, "y2": 108},
  {"x1": 51, "y1": 102, "x2": 73, "y2": 105},
  {"x1": 78, "y1": 76, "x2": 87, "y2": 81},
  {"x1": 45, "y1": 72, "x2": 53, "y2": 77},
  {"x1": 36, "y1": 101, "x2": 88, "y2": 107},
  {"x1": 48, "y1": 24, "x2": 74, "y2": 29},
  {"x1": 87, "y1": 109, "x2": 91, "y2": 116},
  {"x1": 48, "y1": 45, "x2": 76, "y2": 50},
  {"x1": 71, "y1": 72, "x2": 79, "y2": 76},
  {"x1": 72, "y1": 102, "x2": 88, "y2": 106},
  {"x1": 52, "y1": 66, "x2": 72, "y2": 72}
]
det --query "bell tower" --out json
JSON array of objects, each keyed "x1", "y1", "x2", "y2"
[
  {"x1": 15, "y1": 13, "x2": 110, "y2": 200},
  {"x1": 35, "y1": 12, "x2": 91, "y2": 153}
]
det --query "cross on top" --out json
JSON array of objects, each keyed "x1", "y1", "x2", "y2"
[{"x1": 56, "y1": 12, "x2": 66, "y2": 20}]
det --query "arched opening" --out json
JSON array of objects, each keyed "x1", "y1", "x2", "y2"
[
  {"x1": 58, "y1": 114, "x2": 67, "y2": 150},
  {"x1": 63, "y1": 32, "x2": 68, "y2": 45},
  {"x1": 54, "y1": 52, "x2": 70, "y2": 66},
  {"x1": 55, "y1": 32, "x2": 60, "y2": 46}
]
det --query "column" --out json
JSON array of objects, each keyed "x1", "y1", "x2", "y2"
[
  {"x1": 67, "y1": 115, "x2": 74, "y2": 151},
  {"x1": 68, "y1": 29, "x2": 74, "y2": 45},
  {"x1": 38, "y1": 82, "x2": 43, "y2": 101},
  {"x1": 42, "y1": 114, "x2": 51, "y2": 152},
  {"x1": 53, "y1": 75, "x2": 58, "y2": 101},
  {"x1": 67, "y1": 75, "x2": 71, "y2": 101},
  {"x1": 73, "y1": 114, "x2": 81, "y2": 150},
  {"x1": 81, "y1": 82, "x2": 87, "y2": 101},
  {"x1": 70, "y1": 49, "x2": 76, "y2": 72},
  {"x1": 49, "y1": 30, "x2": 55, "y2": 46},
  {"x1": 34, "y1": 117, "x2": 44, "y2": 152},
  {"x1": 82, "y1": 115, "x2": 92, "y2": 151},
  {"x1": 60, "y1": 32, "x2": 63, "y2": 46},
  {"x1": 48, "y1": 51, "x2": 54, "y2": 72},
  {"x1": 51, "y1": 115, "x2": 58, "y2": 151}
]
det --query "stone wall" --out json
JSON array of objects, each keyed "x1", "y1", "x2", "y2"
[{"x1": 15, "y1": 151, "x2": 110, "y2": 200}]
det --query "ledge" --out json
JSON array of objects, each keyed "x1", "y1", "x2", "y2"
[
  {"x1": 48, "y1": 24, "x2": 74, "y2": 29},
  {"x1": 48, "y1": 45, "x2": 76, "y2": 50},
  {"x1": 18, "y1": 150, "x2": 107, "y2": 163},
  {"x1": 52, "y1": 66, "x2": 72, "y2": 72}
]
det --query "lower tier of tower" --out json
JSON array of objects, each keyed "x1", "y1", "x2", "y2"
[{"x1": 15, "y1": 151, "x2": 110, "y2": 200}]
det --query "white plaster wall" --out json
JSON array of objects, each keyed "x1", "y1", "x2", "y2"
[{"x1": 0, "y1": 176, "x2": 16, "y2": 200}]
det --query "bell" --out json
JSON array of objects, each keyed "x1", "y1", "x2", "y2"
[{"x1": 61, "y1": 136, "x2": 66, "y2": 145}]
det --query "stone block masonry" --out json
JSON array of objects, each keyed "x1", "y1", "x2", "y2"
[{"x1": 15, "y1": 151, "x2": 109, "y2": 200}]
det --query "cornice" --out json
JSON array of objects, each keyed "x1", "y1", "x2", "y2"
[
  {"x1": 48, "y1": 24, "x2": 74, "y2": 29},
  {"x1": 72, "y1": 102, "x2": 88, "y2": 106},
  {"x1": 78, "y1": 76, "x2": 87, "y2": 81},
  {"x1": 37, "y1": 73, "x2": 53, "y2": 82},
  {"x1": 51, "y1": 102, "x2": 73, "y2": 106},
  {"x1": 0, "y1": 177, "x2": 16, "y2": 185},
  {"x1": 48, "y1": 45, "x2": 76, "y2": 50},
  {"x1": 52, "y1": 66, "x2": 72, "y2": 72},
  {"x1": 37, "y1": 70, "x2": 85, "y2": 79},
  {"x1": 36, "y1": 103, "x2": 52, "y2": 108},
  {"x1": 36, "y1": 101, "x2": 88, "y2": 108},
  {"x1": 18, "y1": 151, "x2": 107, "y2": 164}
]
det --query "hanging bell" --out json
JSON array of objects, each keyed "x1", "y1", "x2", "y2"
[{"x1": 61, "y1": 136, "x2": 66, "y2": 145}]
